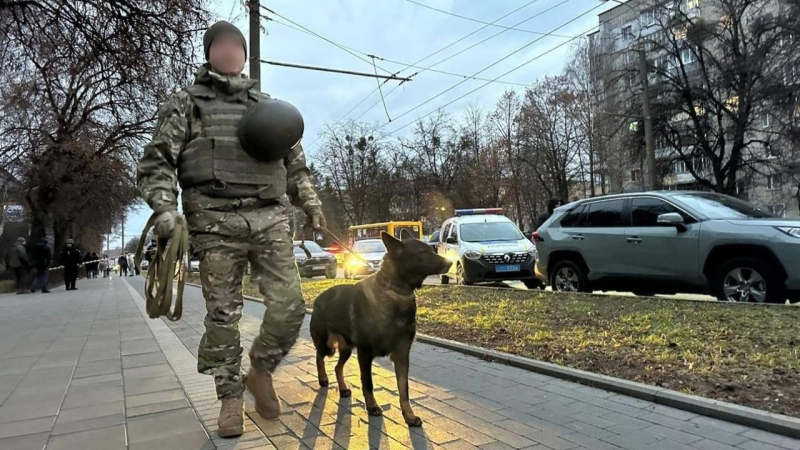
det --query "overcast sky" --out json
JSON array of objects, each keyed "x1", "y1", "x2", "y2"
[{"x1": 112, "y1": 0, "x2": 614, "y2": 251}]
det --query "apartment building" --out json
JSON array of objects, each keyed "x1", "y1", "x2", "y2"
[{"x1": 589, "y1": 0, "x2": 799, "y2": 217}]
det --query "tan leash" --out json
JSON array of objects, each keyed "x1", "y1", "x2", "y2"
[{"x1": 134, "y1": 213, "x2": 189, "y2": 321}]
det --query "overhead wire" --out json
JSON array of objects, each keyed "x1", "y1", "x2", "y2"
[
  {"x1": 352, "y1": 0, "x2": 575, "y2": 122},
  {"x1": 374, "y1": 3, "x2": 605, "y2": 130},
  {"x1": 403, "y1": 0, "x2": 577, "y2": 38},
  {"x1": 282, "y1": 0, "x2": 546, "y2": 150},
  {"x1": 385, "y1": 24, "x2": 601, "y2": 137},
  {"x1": 258, "y1": 5, "x2": 394, "y2": 75}
]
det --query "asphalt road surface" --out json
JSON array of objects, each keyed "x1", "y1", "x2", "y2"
[{"x1": 322, "y1": 268, "x2": 717, "y2": 302}]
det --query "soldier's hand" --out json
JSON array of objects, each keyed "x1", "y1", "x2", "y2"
[
  {"x1": 309, "y1": 210, "x2": 326, "y2": 231},
  {"x1": 153, "y1": 210, "x2": 178, "y2": 238}
]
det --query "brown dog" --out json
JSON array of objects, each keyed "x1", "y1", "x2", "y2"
[{"x1": 310, "y1": 230, "x2": 451, "y2": 426}]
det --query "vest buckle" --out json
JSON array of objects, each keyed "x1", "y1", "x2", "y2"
[{"x1": 212, "y1": 180, "x2": 227, "y2": 190}]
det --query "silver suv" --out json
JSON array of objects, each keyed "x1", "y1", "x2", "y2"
[{"x1": 534, "y1": 192, "x2": 800, "y2": 303}]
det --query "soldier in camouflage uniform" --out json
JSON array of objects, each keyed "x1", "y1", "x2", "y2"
[{"x1": 136, "y1": 21, "x2": 324, "y2": 438}]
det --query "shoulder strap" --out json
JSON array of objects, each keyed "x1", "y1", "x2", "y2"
[{"x1": 184, "y1": 84, "x2": 216, "y2": 99}]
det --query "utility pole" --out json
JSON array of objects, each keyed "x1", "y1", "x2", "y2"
[
  {"x1": 602, "y1": 0, "x2": 658, "y2": 190},
  {"x1": 121, "y1": 214, "x2": 125, "y2": 255},
  {"x1": 249, "y1": 0, "x2": 261, "y2": 90},
  {"x1": 638, "y1": 47, "x2": 657, "y2": 190}
]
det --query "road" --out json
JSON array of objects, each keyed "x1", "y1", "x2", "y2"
[{"x1": 326, "y1": 268, "x2": 717, "y2": 302}]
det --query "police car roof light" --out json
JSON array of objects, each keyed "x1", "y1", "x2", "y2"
[{"x1": 455, "y1": 208, "x2": 504, "y2": 216}]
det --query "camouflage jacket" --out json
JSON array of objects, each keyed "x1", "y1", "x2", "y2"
[{"x1": 136, "y1": 64, "x2": 321, "y2": 215}]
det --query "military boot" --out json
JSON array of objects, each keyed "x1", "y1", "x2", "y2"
[
  {"x1": 245, "y1": 368, "x2": 282, "y2": 420},
  {"x1": 217, "y1": 396, "x2": 244, "y2": 438}
]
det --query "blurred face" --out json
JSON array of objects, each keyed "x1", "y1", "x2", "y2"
[{"x1": 208, "y1": 34, "x2": 246, "y2": 76}]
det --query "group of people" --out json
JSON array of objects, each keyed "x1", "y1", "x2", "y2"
[{"x1": 7, "y1": 236, "x2": 138, "y2": 293}]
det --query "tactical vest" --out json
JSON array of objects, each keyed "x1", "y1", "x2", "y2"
[{"x1": 177, "y1": 84, "x2": 287, "y2": 199}]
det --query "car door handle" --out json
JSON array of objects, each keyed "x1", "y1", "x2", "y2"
[
  {"x1": 571, "y1": 234, "x2": 585, "y2": 241},
  {"x1": 627, "y1": 237, "x2": 642, "y2": 244}
]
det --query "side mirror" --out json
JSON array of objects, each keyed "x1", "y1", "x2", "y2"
[
  {"x1": 657, "y1": 212, "x2": 687, "y2": 232},
  {"x1": 446, "y1": 237, "x2": 457, "y2": 244}
]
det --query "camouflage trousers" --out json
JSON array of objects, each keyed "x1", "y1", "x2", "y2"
[{"x1": 189, "y1": 203, "x2": 305, "y2": 399}]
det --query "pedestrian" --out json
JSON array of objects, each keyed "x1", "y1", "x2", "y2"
[
  {"x1": 128, "y1": 254, "x2": 137, "y2": 276},
  {"x1": 8, "y1": 237, "x2": 32, "y2": 294},
  {"x1": 89, "y1": 252, "x2": 99, "y2": 278},
  {"x1": 136, "y1": 20, "x2": 324, "y2": 438},
  {"x1": 99, "y1": 257, "x2": 107, "y2": 278},
  {"x1": 117, "y1": 254, "x2": 128, "y2": 277},
  {"x1": 60, "y1": 239, "x2": 82, "y2": 291},
  {"x1": 105, "y1": 255, "x2": 112, "y2": 277},
  {"x1": 31, "y1": 238, "x2": 52, "y2": 293},
  {"x1": 536, "y1": 197, "x2": 565, "y2": 231}
]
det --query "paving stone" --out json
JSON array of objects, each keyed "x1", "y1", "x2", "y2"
[
  {"x1": 643, "y1": 424, "x2": 704, "y2": 445},
  {"x1": 62, "y1": 385, "x2": 124, "y2": 409},
  {"x1": 0, "y1": 432, "x2": 50, "y2": 450},
  {"x1": 50, "y1": 413, "x2": 125, "y2": 436},
  {"x1": 125, "y1": 388, "x2": 186, "y2": 408},
  {"x1": 690, "y1": 438, "x2": 744, "y2": 450},
  {"x1": 0, "y1": 416, "x2": 55, "y2": 439},
  {"x1": 122, "y1": 351, "x2": 168, "y2": 369},
  {"x1": 129, "y1": 429, "x2": 214, "y2": 450},
  {"x1": 740, "y1": 429, "x2": 800, "y2": 450},
  {"x1": 127, "y1": 408, "x2": 206, "y2": 443},
  {"x1": 0, "y1": 397, "x2": 62, "y2": 423},
  {"x1": 57, "y1": 401, "x2": 124, "y2": 423},
  {"x1": 562, "y1": 432, "x2": 626, "y2": 450},
  {"x1": 45, "y1": 424, "x2": 126, "y2": 450},
  {"x1": 127, "y1": 398, "x2": 191, "y2": 417},
  {"x1": 124, "y1": 374, "x2": 181, "y2": 395}
]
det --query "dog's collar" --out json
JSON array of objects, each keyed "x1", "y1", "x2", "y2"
[{"x1": 374, "y1": 271, "x2": 415, "y2": 295}]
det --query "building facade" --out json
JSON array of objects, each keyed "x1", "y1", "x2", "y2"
[{"x1": 589, "y1": 0, "x2": 800, "y2": 217}]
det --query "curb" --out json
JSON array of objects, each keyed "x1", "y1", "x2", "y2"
[
  {"x1": 184, "y1": 281, "x2": 800, "y2": 438},
  {"x1": 412, "y1": 334, "x2": 800, "y2": 440}
]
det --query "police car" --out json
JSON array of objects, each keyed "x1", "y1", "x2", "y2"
[{"x1": 437, "y1": 209, "x2": 541, "y2": 289}]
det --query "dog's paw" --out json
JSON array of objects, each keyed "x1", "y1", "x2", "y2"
[
  {"x1": 319, "y1": 379, "x2": 329, "y2": 388},
  {"x1": 405, "y1": 416, "x2": 423, "y2": 427},
  {"x1": 339, "y1": 389, "x2": 352, "y2": 398},
  {"x1": 366, "y1": 405, "x2": 383, "y2": 416}
]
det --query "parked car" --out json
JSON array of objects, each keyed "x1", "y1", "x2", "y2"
[
  {"x1": 189, "y1": 259, "x2": 200, "y2": 272},
  {"x1": 140, "y1": 259, "x2": 149, "y2": 271},
  {"x1": 294, "y1": 241, "x2": 337, "y2": 279},
  {"x1": 438, "y1": 208, "x2": 541, "y2": 289},
  {"x1": 425, "y1": 229, "x2": 441, "y2": 252},
  {"x1": 344, "y1": 239, "x2": 386, "y2": 279},
  {"x1": 534, "y1": 191, "x2": 800, "y2": 303}
]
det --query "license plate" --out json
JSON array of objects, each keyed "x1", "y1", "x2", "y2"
[
  {"x1": 495, "y1": 264, "x2": 520, "y2": 273},
  {"x1": 312, "y1": 265, "x2": 325, "y2": 271}
]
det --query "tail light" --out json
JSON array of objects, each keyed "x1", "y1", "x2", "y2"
[{"x1": 532, "y1": 232, "x2": 542, "y2": 242}]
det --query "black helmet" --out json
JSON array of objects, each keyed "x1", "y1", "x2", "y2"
[{"x1": 238, "y1": 98, "x2": 304, "y2": 162}]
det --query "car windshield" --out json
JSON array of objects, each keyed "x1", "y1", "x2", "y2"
[
  {"x1": 352, "y1": 241, "x2": 386, "y2": 253},
  {"x1": 460, "y1": 222, "x2": 524, "y2": 243},
  {"x1": 672, "y1": 193, "x2": 775, "y2": 219},
  {"x1": 293, "y1": 242, "x2": 324, "y2": 255}
]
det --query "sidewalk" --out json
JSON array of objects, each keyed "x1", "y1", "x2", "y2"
[{"x1": 0, "y1": 278, "x2": 798, "y2": 450}]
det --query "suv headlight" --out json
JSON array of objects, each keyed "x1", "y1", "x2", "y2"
[
  {"x1": 464, "y1": 250, "x2": 482, "y2": 260},
  {"x1": 527, "y1": 246, "x2": 538, "y2": 258},
  {"x1": 776, "y1": 226, "x2": 800, "y2": 238}
]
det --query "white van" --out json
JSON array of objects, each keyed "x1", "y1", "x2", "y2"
[{"x1": 437, "y1": 209, "x2": 541, "y2": 288}]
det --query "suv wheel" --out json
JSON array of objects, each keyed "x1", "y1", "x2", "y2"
[
  {"x1": 550, "y1": 260, "x2": 588, "y2": 293},
  {"x1": 456, "y1": 264, "x2": 473, "y2": 286},
  {"x1": 715, "y1": 257, "x2": 782, "y2": 303}
]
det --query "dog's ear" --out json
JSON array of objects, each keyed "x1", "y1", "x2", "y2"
[
  {"x1": 381, "y1": 231, "x2": 404, "y2": 255},
  {"x1": 399, "y1": 229, "x2": 416, "y2": 241}
]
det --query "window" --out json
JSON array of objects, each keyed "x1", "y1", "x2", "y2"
[
  {"x1": 672, "y1": 159, "x2": 688, "y2": 174},
  {"x1": 586, "y1": 200, "x2": 625, "y2": 227},
  {"x1": 631, "y1": 198, "x2": 692, "y2": 226},
  {"x1": 672, "y1": 193, "x2": 775, "y2": 219},
  {"x1": 766, "y1": 175, "x2": 782, "y2": 191},
  {"x1": 684, "y1": 0, "x2": 700, "y2": 10},
  {"x1": 624, "y1": 51, "x2": 635, "y2": 65},
  {"x1": 560, "y1": 204, "x2": 588, "y2": 228},
  {"x1": 769, "y1": 204, "x2": 786, "y2": 217},
  {"x1": 629, "y1": 121, "x2": 639, "y2": 132},
  {"x1": 459, "y1": 222, "x2": 523, "y2": 243},
  {"x1": 352, "y1": 240, "x2": 386, "y2": 253},
  {"x1": 641, "y1": 10, "x2": 656, "y2": 27},
  {"x1": 680, "y1": 48, "x2": 696, "y2": 64},
  {"x1": 631, "y1": 169, "x2": 641, "y2": 182},
  {"x1": 622, "y1": 26, "x2": 633, "y2": 39},
  {"x1": 442, "y1": 223, "x2": 452, "y2": 241},
  {"x1": 762, "y1": 114, "x2": 771, "y2": 128},
  {"x1": 451, "y1": 223, "x2": 459, "y2": 240}
]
